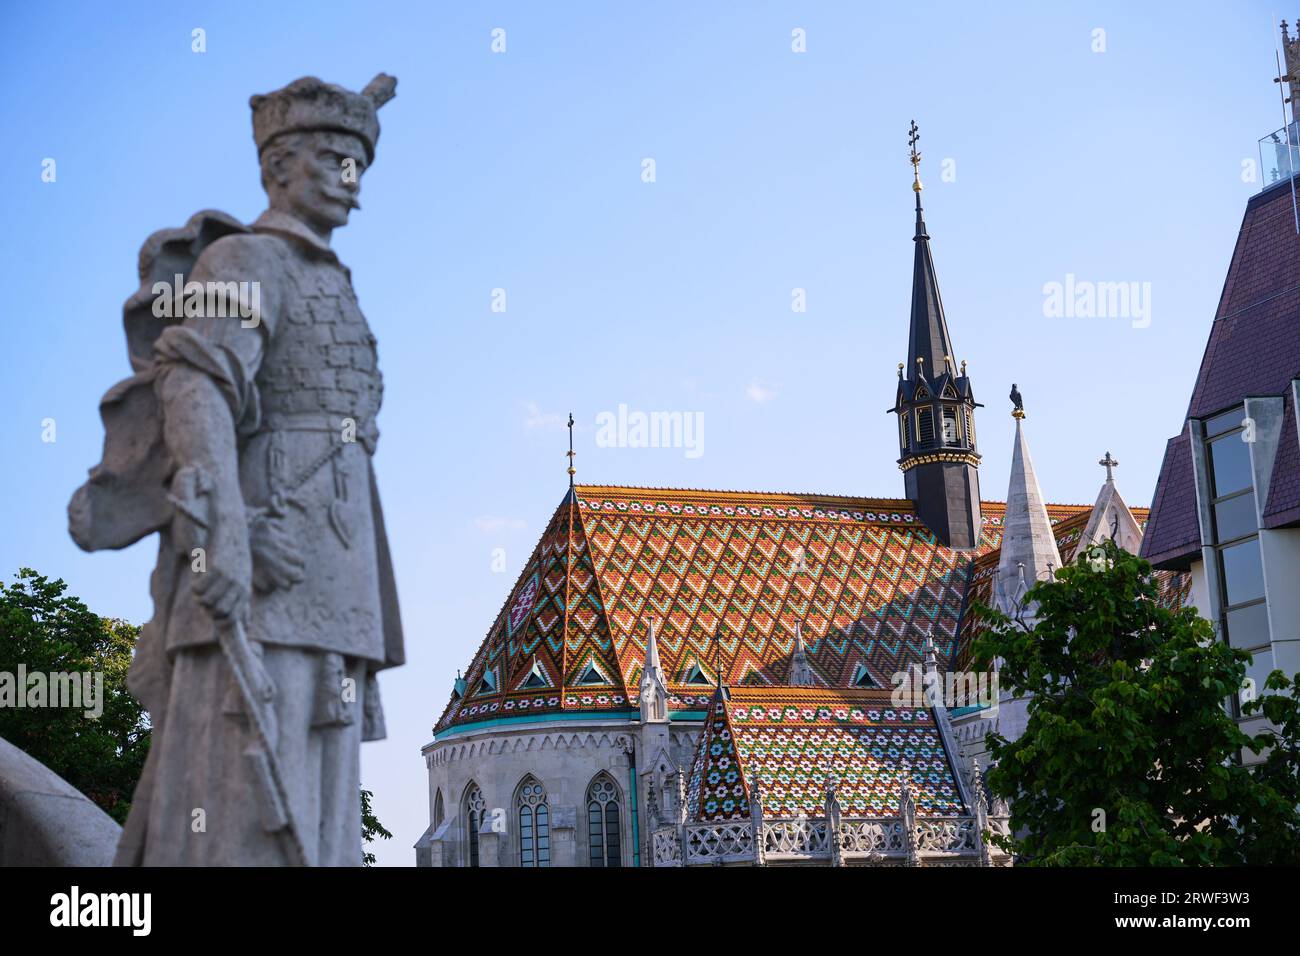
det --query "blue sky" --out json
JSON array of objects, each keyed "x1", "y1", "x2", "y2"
[{"x1": 1, "y1": 1, "x2": 1288, "y2": 865}]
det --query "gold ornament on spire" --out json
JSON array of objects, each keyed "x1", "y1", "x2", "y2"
[
  {"x1": 566, "y1": 412, "x2": 576, "y2": 485},
  {"x1": 908, "y1": 119, "x2": 923, "y2": 193}
]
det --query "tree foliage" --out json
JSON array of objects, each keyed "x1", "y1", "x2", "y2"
[
  {"x1": 360, "y1": 787, "x2": 393, "y2": 866},
  {"x1": 0, "y1": 568, "x2": 150, "y2": 823},
  {"x1": 970, "y1": 539, "x2": 1300, "y2": 866}
]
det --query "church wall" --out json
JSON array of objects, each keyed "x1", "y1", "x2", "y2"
[{"x1": 421, "y1": 719, "x2": 699, "y2": 867}]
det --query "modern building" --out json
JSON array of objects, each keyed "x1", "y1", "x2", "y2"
[
  {"x1": 1140, "y1": 25, "x2": 1300, "y2": 750},
  {"x1": 416, "y1": 134, "x2": 1177, "y2": 867}
]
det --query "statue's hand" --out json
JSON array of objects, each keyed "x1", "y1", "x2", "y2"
[
  {"x1": 250, "y1": 509, "x2": 306, "y2": 593},
  {"x1": 191, "y1": 490, "x2": 252, "y2": 623}
]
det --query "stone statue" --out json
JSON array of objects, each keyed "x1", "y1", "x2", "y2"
[{"x1": 68, "y1": 74, "x2": 404, "y2": 866}]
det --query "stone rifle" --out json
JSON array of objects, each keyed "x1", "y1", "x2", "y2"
[{"x1": 170, "y1": 467, "x2": 310, "y2": 866}]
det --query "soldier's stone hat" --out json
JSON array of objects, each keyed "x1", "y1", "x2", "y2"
[{"x1": 250, "y1": 73, "x2": 396, "y2": 163}]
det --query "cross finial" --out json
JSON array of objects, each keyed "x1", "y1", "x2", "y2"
[
  {"x1": 1099, "y1": 450, "x2": 1119, "y2": 482},
  {"x1": 908, "y1": 119, "x2": 923, "y2": 193},
  {"x1": 566, "y1": 412, "x2": 576, "y2": 486}
]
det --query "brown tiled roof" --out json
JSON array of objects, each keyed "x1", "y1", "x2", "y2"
[
  {"x1": 1140, "y1": 427, "x2": 1201, "y2": 569},
  {"x1": 1143, "y1": 178, "x2": 1300, "y2": 563},
  {"x1": 1264, "y1": 390, "x2": 1300, "y2": 528},
  {"x1": 1189, "y1": 183, "x2": 1300, "y2": 418}
]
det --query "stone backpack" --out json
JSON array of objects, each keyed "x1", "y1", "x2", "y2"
[{"x1": 68, "y1": 209, "x2": 248, "y2": 553}]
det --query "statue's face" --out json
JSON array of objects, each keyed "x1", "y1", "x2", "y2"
[{"x1": 267, "y1": 130, "x2": 369, "y2": 234}]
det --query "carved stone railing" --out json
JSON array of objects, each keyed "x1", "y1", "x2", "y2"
[
  {"x1": 682, "y1": 821, "x2": 754, "y2": 865},
  {"x1": 761, "y1": 817, "x2": 829, "y2": 858},
  {"x1": 658, "y1": 814, "x2": 1013, "y2": 866},
  {"x1": 651, "y1": 825, "x2": 682, "y2": 867}
]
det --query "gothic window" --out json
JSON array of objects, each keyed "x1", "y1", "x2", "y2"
[
  {"x1": 916, "y1": 407, "x2": 935, "y2": 446},
  {"x1": 516, "y1": 776, "x2": 551, "y2": 867},
  {"x1": 434, "y1": 790, "x2": 445, "y2": 830},
  {"x1": 463, "y1": 783, "x2": 486, "y2": 868},
  {"x1": 964, "y1": 407, "x2": 976, "y2": 449},
  {"x1": 900, "y1": 412, "x2": 911, "y2": 451},
  {"x1": 942, "y1": 407, "x2": 961, "y2": 446},
  {"x1": 586, "y1": 774, "x2": 623, "y2": 867}
]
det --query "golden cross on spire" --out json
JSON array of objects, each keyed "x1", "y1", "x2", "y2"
[
  {"x1": 566, "y1": 412, "x2": 576, "y2": 486},
  {"x1": 909, "y1": 119, "x2": 923, "y2": 193}
]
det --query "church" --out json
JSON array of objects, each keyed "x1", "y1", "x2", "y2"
[{"x1": 415, "y1": 130, "x2": 1186, "y2": 867}]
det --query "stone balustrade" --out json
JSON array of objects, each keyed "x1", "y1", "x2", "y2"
[{"x1": 650, "y1": 813, "x2": 1012, "y2": 867}]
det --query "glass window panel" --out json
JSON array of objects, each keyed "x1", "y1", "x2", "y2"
[
  {"x1": 1225, "y1": 602, "x2": 1271, "y2": 651},
  {"x1": 1219, "y1": 538, "x2": 1265, "y2": 607},
  {"x1": 605, "y1": 806, "x2": 621, "y2": 867},
  {"x1": 1208, "y1": 435, "x2": 1253, "y2": 498},
  {"x1": 1213, "y1": 492, "x2": 1257, "y2": 543},
  {"x1": 1205, "y1": 408, "x2": 1247, "y2": 438}
]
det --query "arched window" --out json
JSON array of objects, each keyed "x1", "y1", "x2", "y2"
[
  {"x1": 586, "y1": 773, "x2": 623, "y2": 867},
  {"x1": 463, "y1": 783, "x2": 485, "y2": 868},
  {"x1": 942, "y1": 407, "x2": 961, "y2": 446},
  {"x1": 916, "y1": 407, "x2": 935, "y2": 446},
  {"x1": 434, "y1": 789, "x2": 445, "y2": 830},
  {"x1": 515, "y1": 776, "x2": 550, "y2": 867}
]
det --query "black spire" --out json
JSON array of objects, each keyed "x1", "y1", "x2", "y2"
[
  {"x1": 890, "y1": 122, "x2": 982, "y2": 549},
  {"x1": 909, "y1": 188, "x2": 956, "y2": 381}
]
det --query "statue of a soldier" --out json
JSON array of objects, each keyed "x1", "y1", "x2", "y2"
[{"x1": 68, "y1": 74, "x2": 404, "y2": 866}]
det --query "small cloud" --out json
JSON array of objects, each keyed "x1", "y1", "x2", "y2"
[
  {"x1": 474, "y1": 516, "x2": 526, "y2": 533},
  {"x1": 523, "y1": 401, "x2": 566, "y2": 430},
  {"x1": 745, "y1": 381, "x2": 779, "y2": 404}
]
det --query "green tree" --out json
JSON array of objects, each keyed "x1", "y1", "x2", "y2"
[
  {"x1": 0, "y1": 568, "x2": 150, "y2": 823},
  {"x1": 360, "y1": 787, "x2": 392, "y2": 866},
  {"x1": 970, "y1": 539, "x2": 1300, "y2": 866}
]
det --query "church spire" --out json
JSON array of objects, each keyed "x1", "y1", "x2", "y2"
[
  {"x1": 1079, "y1": 449, "x2": 1144, "y2": 554},
  {"x1": 907, "y1": 120, "x2": 955, "y2": 377},
  {"x1": 639, "y1": 618, "x2": 669, "y2": 724},
  {"x1": 995, "y1": 396, "x2": 1062, "y2": 620},
  {"x1": 891, "y1": 122, "x2": 982, "y2": 549},
  {"x1": 789, "y1": 622, "x2": 813, "y2": 685}
]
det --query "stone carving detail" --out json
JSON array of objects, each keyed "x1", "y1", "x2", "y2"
[
  {"x1": 651, "y1": 826, "x2": 682, "y2": 867},
  {"x1": 684, "y1": 822, "x2": 753, "y2": 864}
]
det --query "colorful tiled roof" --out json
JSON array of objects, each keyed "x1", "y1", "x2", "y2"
[
  {"x1": 685, "y1": 686, "x2": 967, "y2": 821},
  {"x1": 436, "y1": 485, "x2": 1103, "y2": 732},
  {"x1": 951, "y1": 505, "x2": 1179, "y2": 670}
]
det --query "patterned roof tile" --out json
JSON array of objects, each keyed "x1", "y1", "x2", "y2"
[
  {"x1": 686, "y1": 686, "x2": 967, "y2": 821},
  {"x1": 436, "y1": 486, "x2": 1117, "y2": 732}
]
